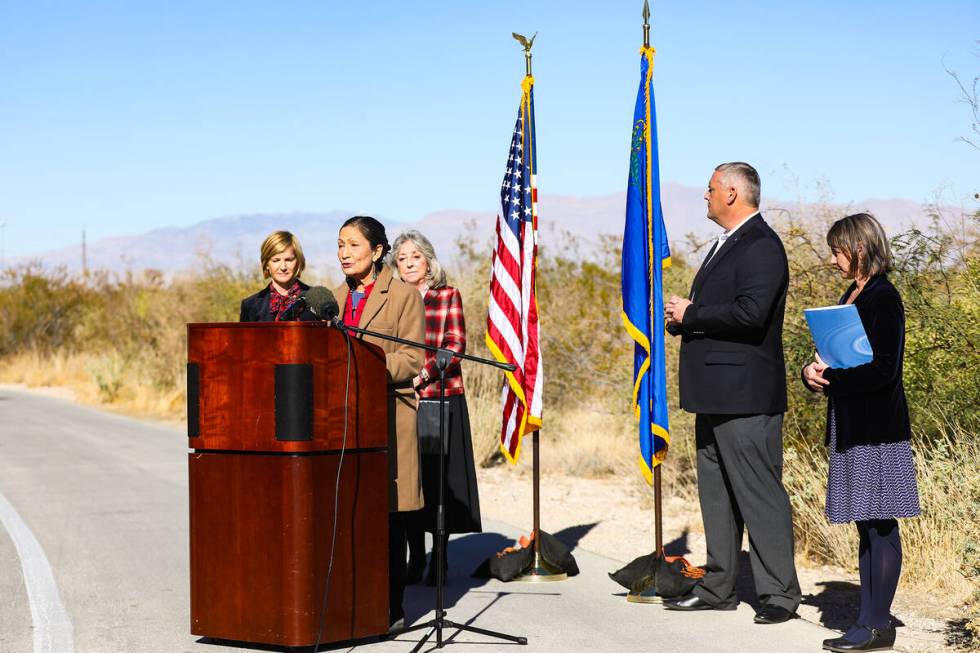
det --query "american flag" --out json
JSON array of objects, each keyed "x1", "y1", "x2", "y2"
[{"x1": 485, "y1": 76, "x2": 543, "y2": 463}]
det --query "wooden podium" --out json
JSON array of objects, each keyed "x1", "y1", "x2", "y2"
[{"x1": 187, "y1": 322, "x2": 390, "y2": 647}]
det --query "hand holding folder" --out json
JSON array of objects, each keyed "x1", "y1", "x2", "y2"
[{"x1": 803, "y1": 304, "x2": 874, "y2": 370}]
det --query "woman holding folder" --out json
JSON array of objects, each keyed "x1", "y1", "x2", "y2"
[{"x1": 802, "y1": 213, "x2": 920, "y2": 653}]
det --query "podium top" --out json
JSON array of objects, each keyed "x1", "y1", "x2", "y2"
[
  {"x1": 186, "y1": 321, "x2": 331, "y2": 329},
  {"x1": 187, "y1": 322, "x2": 388, "y2": 453}
]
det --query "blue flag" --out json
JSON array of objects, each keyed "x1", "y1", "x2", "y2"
[{"x1": 621, "y1": 46, "x2": 671, "y2": 483}]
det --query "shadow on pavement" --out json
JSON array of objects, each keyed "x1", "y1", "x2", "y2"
[
  {"x1": 552, "y1": 522, "x2": 598, "y2": 551},
  {"x1": 664, "y1": 529, "x2": 692, "y2": 557},
  {"x1": 801, "y1": 579, "x2": 906, "y2": 633},
  {"x1": 801, "y1": 580, "x2": 860, "y2": 630},
  {"x1": 404, "y1": 531, "x2": 513, "y2": 624}
]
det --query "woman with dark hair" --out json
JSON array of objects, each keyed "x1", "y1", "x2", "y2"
[
  {"x1": 802, "y1": 213, "x2": 920, "y2": 653},
  {"x1": 332, "y1": 215, "x2": 425, "y2": 630},
  {"x1": 239, "y1": 230, "x2": 313, "y2": 322},
  {"x1": 391, "y1": 230, "x2": 482, "y2": 586}
]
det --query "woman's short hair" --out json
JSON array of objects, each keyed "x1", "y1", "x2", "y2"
[
  {"x1": 260, "y1": 230, "x2": 306, "y2": 279},
  {"x1": 390, "y1": 230, "x2": 448, "y2": 289},
  {"x1": 341, "y1": 215, "x2": 390, "y2": 273},
  {"x1": 826, "y1": 213, "x2": 893, "y2": 279}
]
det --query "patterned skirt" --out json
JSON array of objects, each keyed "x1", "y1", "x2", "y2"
[{"x1": 826, "y1": 404, "x2": 921, "y2": 524}]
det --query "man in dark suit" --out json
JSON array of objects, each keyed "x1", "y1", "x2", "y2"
[{"x1": 664, "y1": 162, "x2": 801, "y2": 624}]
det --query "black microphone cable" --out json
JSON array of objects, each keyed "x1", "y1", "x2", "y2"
[{"x1": 312, "y1": 322, "x2": 353, "y2": 653}]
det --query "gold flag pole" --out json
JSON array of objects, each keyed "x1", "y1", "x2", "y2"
[{"x1": 511, "y1": 31, "x2": 565, "y2": 583}]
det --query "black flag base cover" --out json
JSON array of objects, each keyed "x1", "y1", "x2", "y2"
[
  {"x1": 608, "y1": 552, "x2": 704, "y2": 599},
  {"x1": 473, "y1": 531, "x2": 580, "y2": 582}
]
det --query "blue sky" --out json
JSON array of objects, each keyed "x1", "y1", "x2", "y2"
[{"x1": 1, "y1": 1, "x2": 977, "y2": 258}]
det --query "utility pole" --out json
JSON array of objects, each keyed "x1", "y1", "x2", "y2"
[
  {"x1": 82, "y1": 229, "x2": 88, "y2": 275},
  {"x1": 0, "y1": 220, "x2": 6, "y2": 270}
]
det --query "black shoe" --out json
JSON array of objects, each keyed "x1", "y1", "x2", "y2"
[
  {"x1": 663, "y1": 593, "x2": 735, "y2": 611},
  {"x1": 822, "y1": 626, "x2": 896, "y2": 652},
  {"x1": 405, "y1": 556, "x2": 425, "y2": 585},
  {"x1": 753, "y1": 603, "x2": 796, "y2": 624}
]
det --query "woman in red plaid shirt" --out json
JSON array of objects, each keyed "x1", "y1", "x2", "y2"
[{"x1": 392, "y1": 230, "x2": 483, "y2": 586}]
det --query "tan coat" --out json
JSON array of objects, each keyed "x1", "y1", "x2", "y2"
[{"x1": 333, "y1": 266, "x2": 425, "y2": 512}]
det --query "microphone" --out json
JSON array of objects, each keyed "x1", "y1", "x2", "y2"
[{"x1": 303, "y1": 286, "x2": 340, "y2": 322}]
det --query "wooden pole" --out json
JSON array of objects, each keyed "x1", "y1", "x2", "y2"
[
  {"x1": 654, "y1": 465, "x2": 663, "y2": 555},
  {"x1": 533, "y1": 431, "x2": 541, "y2": 555}
]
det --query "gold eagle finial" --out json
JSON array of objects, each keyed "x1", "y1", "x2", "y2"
[
  {"x1": 512, "y1": 32, "x2": 537, "y2": 76},
  {"x1": 512, "y1": 32, "x2": 536, "y2": 51}
]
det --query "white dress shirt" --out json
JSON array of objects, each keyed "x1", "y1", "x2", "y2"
[{"x1": 703, "y1": 211, "x2": 760, "y2": 266}]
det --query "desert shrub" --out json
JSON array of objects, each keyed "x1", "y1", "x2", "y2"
[{"x1": 0, "y1": 266, "x2": 93, "y2": 355}]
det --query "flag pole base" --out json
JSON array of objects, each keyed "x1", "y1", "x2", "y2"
[
  {"x1": 514, "y1": 552, "x2": 567, "y2": 582},
  {"x1": 626, "y1": 585, "x2": 663, "y2": 604}
]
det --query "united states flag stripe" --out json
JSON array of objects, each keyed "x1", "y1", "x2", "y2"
[{"x1": 485, "y1": 74, "x2": 543, "y2": 463}]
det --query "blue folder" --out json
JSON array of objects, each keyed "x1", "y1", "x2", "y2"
[{"x1": 803, "y1": 304, "x2": 873, "y2": 369}]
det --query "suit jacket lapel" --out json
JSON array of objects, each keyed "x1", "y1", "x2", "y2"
[
  {"x1": 256, "y1": 286, "x2": 274, "y2": 322},
  {"x1": 357, "y1": 266, "x2": 392, "y2": 328},
  {"x1": 689, "y1": 241, "x2": 718, "y2": 299}
]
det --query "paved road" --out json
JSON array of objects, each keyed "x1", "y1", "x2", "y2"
[{"x1": 0, "y1": 387, "x2": 836, "y2": 652}]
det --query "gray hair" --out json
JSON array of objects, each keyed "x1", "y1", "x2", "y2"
[
  {"x1": 715, "y1": 161, "x2": 761, "y2": 208},
  {"x1": 390, "y1": 230, "x2": 448, "y2": 289}
]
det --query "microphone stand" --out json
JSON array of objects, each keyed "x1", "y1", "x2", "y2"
[{"x1": 333, "y1": 321, "x2": 528, "y2": 651}]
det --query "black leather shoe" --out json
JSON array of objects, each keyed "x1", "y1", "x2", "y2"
[
  {"x1": 822, "y1": 626, "x2": 896, "y2": 651},
  {"x1": 754, "y1": 604, "x2": 796, "y2": 624},
  {"x1": 663, "y1": 593, "x2": 735, "y2": 611}
]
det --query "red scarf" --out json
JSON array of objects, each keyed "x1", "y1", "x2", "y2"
[{"x1": 268, "y1": 281, "x2": 302, "y2": 321}]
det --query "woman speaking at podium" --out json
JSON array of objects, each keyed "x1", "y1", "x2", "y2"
[
  {"x1": 332, "y1": 215, "x2": 425, "y2": 630},
  {"x1": 239, "y1": 230, "x2": 312, "y2": 322}
]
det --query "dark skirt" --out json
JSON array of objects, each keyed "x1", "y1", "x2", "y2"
[
  {"x1": 408, "y1": 394, "x2": 482, "y2": 534},
  {"x1": 826, "y1": 402, "x2": 921, "y2": 524}
]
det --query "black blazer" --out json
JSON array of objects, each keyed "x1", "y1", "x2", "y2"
[
  {"x1": 811, "y1": 275, "x2": 911, "y2": 450},
  {"x1": 239, "y1": 280, "x2": 313, "y2": 322},
  {"x1": 670, "y1": 213, "x2": 789, "y2": 414}
]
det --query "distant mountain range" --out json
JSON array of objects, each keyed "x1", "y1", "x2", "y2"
[{"x1": 22, "y1": 183, "x2": 947, "y2": 279}]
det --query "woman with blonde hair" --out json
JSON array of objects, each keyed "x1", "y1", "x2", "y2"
[
  {"x1": 392, "y1": 230, "x2": 482, "y2": 586},
  {"x1": 239, "y1": 230, "x2": 314, "y2": 322},
  {"x1": 802, "y1": 213, "x2": 920, "y2": 652}
]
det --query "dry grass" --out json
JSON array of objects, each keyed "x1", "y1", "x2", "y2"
[
  {"x1": 0, "y1": 348, "x2": 186, "y2": 418},
  {"x1": 784, "y1": 423, "x2": 979, "y2": 605}
]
